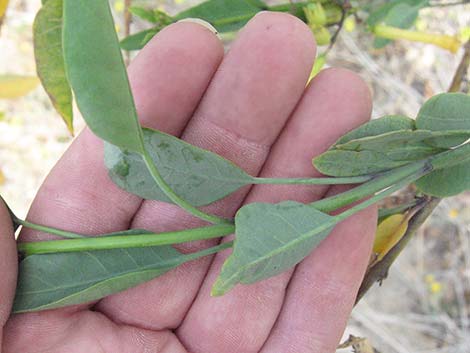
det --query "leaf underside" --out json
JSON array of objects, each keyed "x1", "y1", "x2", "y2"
[
  {"x1": 63, "y1": 0, "x2": 144, "y2": 153},
  {"x1": 14, "y1": 245, "x2": 187, "y2": 313},
  {"x1": 105, "y1": 128, "x2": 253, "y2": 206},
  {"x1": 212, "y1": 201, "x2": 337, "y2": 295}
]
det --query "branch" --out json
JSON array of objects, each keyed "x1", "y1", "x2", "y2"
[{"x1": 448, "y1": 39, "x2": 470, "y2": 92}]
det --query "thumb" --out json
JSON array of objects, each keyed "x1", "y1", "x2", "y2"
[{"x1": 0, "y1": 203, "x2": 17, "y2": 347}]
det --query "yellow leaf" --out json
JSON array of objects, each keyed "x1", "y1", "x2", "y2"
[
  {"x1": 373, "y1": 213, "x2": 409, "y2": 263},
  {"x1": 0, "y1": 0, "x2": 9, "y2": 19},
  {"x1": 0, "y1": 168, "x2": 5, "y2": 185},
  {"x1": 0, "y1": 75, "x2": 40, "y2": 99}
]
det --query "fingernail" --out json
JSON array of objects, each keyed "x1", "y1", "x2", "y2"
[{"x1": 177, "y1": 18, "x2": 218, "y2": 36}]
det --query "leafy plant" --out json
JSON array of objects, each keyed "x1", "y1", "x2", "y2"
[{"x1": 2, "y1": 0, "x2": 470, "y2": 316}]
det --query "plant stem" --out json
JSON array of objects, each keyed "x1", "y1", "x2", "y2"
[
  {"x1": 15, "y1": 218, "x2": 86, "y2": 239},
  {"x1": 142, "y1": 151, "x2": 230, "y2": 224},
  {"x1": 185, "y1": 240, "x2": 234, "y2": 262},
  {"x1": 334, "y1": 167, "x2": 432, "y2": 222},
  {"x1": 378, "y1": 199, "x2": 422, "y2": 222},
  {"x1": 18, "y1": 224, "x2": 235, "y2": 256},
  {"x1": 311, "y1": 160, "x2": 430, "y2": 213},
  {"x1": 253, "y1": 175, "x2": 371, "y2": 185}
]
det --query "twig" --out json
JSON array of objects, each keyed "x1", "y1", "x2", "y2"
[
  {"x1": 326, "y1": 0, "x2": 350, "y2": 54},
  {"x1": 448, "y1": 39, "x2": 470, "y2": 92}
]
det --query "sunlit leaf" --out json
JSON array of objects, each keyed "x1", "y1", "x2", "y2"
[{"x1": 34, "y1": 0, "x2": 74, "y2": 134}]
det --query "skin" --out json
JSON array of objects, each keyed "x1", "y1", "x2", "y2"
[{"x1": 0, "y1": 12, "x2": 377, "y2": 353}]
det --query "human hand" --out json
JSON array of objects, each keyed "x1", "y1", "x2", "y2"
[{"x1": 2, "y1": 12, "x2": 376, "y2": 353}]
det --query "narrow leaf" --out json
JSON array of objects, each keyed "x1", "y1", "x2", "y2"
[
  {"x1": 337, "y1": 129, "x2": 469, "y2": 153},
  {"x1": 173, "y1": 0, "x2": 268, "y2": 33},
  {"x1": 63, "y1": 0, "x2": 144, "y2": 153},
  {"x1": 212, "y1": 201, "x2": 337, "y2": 295},
  {"x1": 333, "y1": 115, "x2": 415, "y2": 147},
  {"x1": 13, "y1": 243, "x2": 225, "y2": 313},
  {"x1": 313, "y1": 149, "x2": 407, "y2": 177},
  {"x1": 334, "y1": 129, "x2": 457, "y2": 161},
  {"x1": 34, "y1": 0, "x2": 74, "y2": 134},
  {"x1": 0, "y1": 75, "x2": 39, "y2": 99},
  {"x1": 105, "y1": 128, "x2": 253, "y2": 206},
  {"x1": 120, "y1": 28, "x2": 158, "y2": 51}
]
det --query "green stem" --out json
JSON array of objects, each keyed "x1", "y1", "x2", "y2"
[
  {"x1": 253, "y1": 175, "x2": 371, "y2": 185},
  {"x1": 185, "y1": 240, "x2": 234, "y2": 262},
  {"x1": 18, "y1": 224, "x2": 235, "y2": 256},
  {"x1": 378, "y1": 199, "x2": 422, "y2": 222},
  {"x1": 142, "y1": 151, "x2": 229, "y2": 224},
  {"x1": 311, "y1": 160, "x2": 430, "y2": 213},
  {"x1": 334, "y1": 167, "x2": 432, "y2": 222},
  {"x1": 15, "y1": 218, "x2": 86, "y2": 239}
]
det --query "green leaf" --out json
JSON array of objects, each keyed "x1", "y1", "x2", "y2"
[
  {"x1": 333, "y1": 115, "x2": 415, "y2": 147},
  {"x1": 212, "y1": 201, "x2": 337, "y2": 295},
  {"x1": 63, "y1": 0, "x2": 144, "y2": 153},
  {"x1": 334, "y1": 130, "x2": 459, "y2": 161},
  {"x1": 313, "y1": 149, "x2": 407, "y2": 177},
  {"x1": 33, "y1": 0, "x2": 74, "y2": 134},
  {"x1": 13, "y1": 242, "x2": 225, "y2": 313},
  {"x1": 415, "y1": 160, "x2": 470, "y2": 197},
  {"x1": 129, "y1": 6, "x2": 172, "y2": 24},
  {"x1": 367, "y1": 0, "x2": 428, "y2": 26},
  {"x1": 119, "y1": 7, "x2": 173, "y2": 51},
  {"x1": 120, "y1": 28, "x2": 159, "y2": 51},
  {"x1": 416, "y1": 93, "x2": 470, "y2": 148},
  {"x1": 174, "y1": 0, "x2": 268, "y2": 33},
  {"x1": 105, "y1": 128, "x2": 253, "y2": 206},
  {"x1": 372, "y1": 2, "x2": 423, "y2": 48}
]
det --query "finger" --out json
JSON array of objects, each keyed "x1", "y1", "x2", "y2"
[
  {"x1": 19, "y1": 21, "x2": 224, "y2": 243},
  {"x1": 96, "y1": 12, "x2": 316, "y2": 330},
  {"x1": 0, "y1": 204, "x2": 17, "y2": 347},
  {"x1": 260, "y1": 191, "x2": 376, "y2": 353},
  {"x1": 178, "y1": 68, "x2": 373, "y2": 353}
]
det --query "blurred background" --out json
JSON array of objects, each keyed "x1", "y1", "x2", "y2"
[{"x1": 0, "y1": 1, "x2": 469, "y2": 352}]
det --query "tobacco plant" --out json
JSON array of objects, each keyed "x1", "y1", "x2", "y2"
[{"x1": 1, "y1": 0, "x2": 470, "y2": 313}]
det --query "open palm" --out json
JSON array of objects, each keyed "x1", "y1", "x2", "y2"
[{"x1": 1, "y1": 12, "x2": 376, "y2": 353}]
